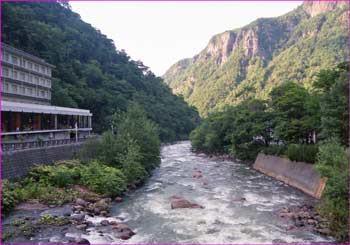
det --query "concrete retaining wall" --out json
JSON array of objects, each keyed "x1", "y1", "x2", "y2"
[
  {"x1": 2, "y1": 143, "x2": 84, "y2": 180},
  {"x1": 253, "y1": 153, "x2": 327, "y2": 199}
]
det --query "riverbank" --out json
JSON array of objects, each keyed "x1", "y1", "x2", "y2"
[{"x1": 2, "y1": 142, "x2": 334, "y2": 244}]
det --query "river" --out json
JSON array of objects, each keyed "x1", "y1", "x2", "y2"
[
  {"x1": 85, "y1": 141, "x2": 332, "y2": 243},
  {"x1": 3, "y1": 141, "x2": 334, "y2": 244}
]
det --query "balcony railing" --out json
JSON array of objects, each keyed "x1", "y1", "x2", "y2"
[{"x1": 1, "y1": 136, "x2": 94, "y2": 152}]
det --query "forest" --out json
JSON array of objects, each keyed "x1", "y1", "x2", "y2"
[
  {"x1": 190, "y1": 62, "x2": 349, "y2": 242},
  {"x1": 2, "y1": 2, "x2": 200, "y2": 141}
]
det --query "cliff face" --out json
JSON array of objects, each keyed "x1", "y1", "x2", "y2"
[{"x1": 163, "y1": 1, "x2": 348, "y2": 116}]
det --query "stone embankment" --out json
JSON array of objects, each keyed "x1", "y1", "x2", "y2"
[{"x1": 253, "y1": 153, "x2": 327, "y2": 198}]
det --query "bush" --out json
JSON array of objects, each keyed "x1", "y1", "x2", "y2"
[
  {"x1": 286, "y1": 144, "x2": 318, "y2": 163},
  {"x1": 261, "y1": 145, "x2": 287, "y2": 156},
  {"x1": 1, "y1": 180, "x2": 21, "y2": 215},
  {"x1": 80, "y1": 161, "x2": 127, "y2": 197},
  {"x1": 315, "y1": 139, "x2": 348, "y2": 243},
  {"x1": 26, "y1": 160, "x2": 81, "y2": 188}
]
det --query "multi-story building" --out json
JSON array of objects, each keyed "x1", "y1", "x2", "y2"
[
  {"x1": 1, "y1": 44, "x2": 93, "y2": 151},
  {"x1": 1, "y1": 43, "x2": 53, "y2": 105}
]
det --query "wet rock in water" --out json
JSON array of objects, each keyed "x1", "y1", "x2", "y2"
[
  {"x1": 74, "y1": 238, "x2": 90, "y2": 244},
  {"x1": 112, "y1": 223, "x2": 129, "y2": 231},
  {"x1": 76, "y1": 224, "x2": 87, "y2": 230},
  {"x1": 286, "y1": 225, "x2": 296, "y2": 231},
  {"x1": 170, "y1": 196, "x2": 204, "y2": 209},
  {"x1": 76, "y1": 198, "x2": 88, "y2": 207},
  {"x1": 232, "y1": 197, "x2": 246, "y2": 202},
  {"x1": 100, "y1": 220, "x2": 110, "y2": 226},
  {"x1": 127, "y1": 183, "x2": 137, "y2": 191},
  {"x1": 70, "y1": 213, "x2": 85, "y2": 221},
  {"x1": 193, "y1": 170, "x2": 202, "y2": 178},
  {"x1": 115, "y1": 197, "x2": 123, "y2": 203},
  {"x1": 73, "y1": 205, "x2": 84, "y2": 212},
  {"x1": 94, "y1": 199, "x2": 111, "y2": 212},
  {"x1": 117, "y1": 228, "x2": 135, "y2": 240},
  {"x1": 100, "y1": 211, "x2": 109, "y2": 217}
]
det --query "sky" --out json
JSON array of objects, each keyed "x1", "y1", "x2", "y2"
[{"x1": 70, "y1": 1, "x2": 303, "y2": 76}]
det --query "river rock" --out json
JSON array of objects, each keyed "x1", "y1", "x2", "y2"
[
  {"x1": 115, "y1": 197, "x2": 123, "y2": 203},
  {"x1": 100, "y1": 220, "x2": 110, "y2": 226},
  {"x1": 232, "y1": 197, "x2": 246, "y2": 202},
  {"x1": 76, "y1": 198, "x2": 88, "y2": 207},
  {"x1": 74, "y1": 238, "x2": 90, "y2": 244},
  {"x1": 70, "y1": 213, "x2": 85, "y2": 221},
  {"x1": 76, "y1": 224, "x2": 88, "y2": 230},
  {"x1": 193, "y1": 170, "x2": 202, "y2": 178},
  {"x1": 317, "y1": 228, "x2": 331, "y2": 235},
  {"x1": 112, "y1": 223, "x2": 129, "y2": 231},
  {"x1": 170, "y1": 196, "x2": 204, "y2": 209},
  {"x1": 117, "y1": 228, "x2": 135, "y2": 240}
]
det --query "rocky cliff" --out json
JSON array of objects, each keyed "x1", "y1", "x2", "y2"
[{"x1": 164, "y1": 1, "x2": 348, "y2": 116}]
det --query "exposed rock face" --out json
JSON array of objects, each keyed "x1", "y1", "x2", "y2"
[
  {"x1": 163, "y1": 1, "x2": 347, "y2": 117},
  {"x1": 203, "y1": 31, "x2": 236, "y2": 64},
  {"x1": 303, "y1": 1, "x2": 341, "y2": 17}
]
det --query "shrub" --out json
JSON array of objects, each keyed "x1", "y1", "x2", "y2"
[
  {"x1": 1, "y1": 180, "x2": 21, "y2": 215},
  {"x1": 80, "y1": 161, "x2": 127, "y2": 197},
  {"x1": 315, "y1": 139, "x2": 348, "y2": 243},
  {"x1": 261, "y1": 145, "x2": 287, "y2": 156},
  {"x1": 286, "y1": 144, "x2": 318, "y2": 163}
]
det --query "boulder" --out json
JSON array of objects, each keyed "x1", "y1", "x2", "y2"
[
  {"x1": 193, "y1": 170, "x2": 202, "y2": 178},
  {"x1": 76, "y1": 198, "x2": 88, "y2": 207},
  {"x1": 100, "y1": 220, "x2": 110, "y2": 226},
  {"x1": 112, "y1": 223, "x2": 129, "y2": 232},
  {"x1": 117, "y1": 229, "x2": 135, "y2": 240},
  {"x1": 74, "y1": 238, "x2": 90, "y2": 244},
  {"x1": 70, "y1": 213, "x2": 85, "y2": 222},
  {"x1": 76, "y1": 224, "x2": 88, "y2": 230},
  {"x1": 170, "y1": 196, "x2": 204, "y2": 209},
  {"x1": 115, "y1": 197, "x2": 123, "y2": 203}
]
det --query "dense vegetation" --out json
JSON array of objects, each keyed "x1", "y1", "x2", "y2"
[
  {"x1": 2, "y1": 105, "x2": 161, "y2": 215},
  {"x1": 2, "y1": 2, "x2": 199, "y2": 141},
  {"x1": 164, "y1": 2, "x2": 347, "y2": 117},
  {"x1": 190, "y1": 63, "x2": 349, "y2": 242}
]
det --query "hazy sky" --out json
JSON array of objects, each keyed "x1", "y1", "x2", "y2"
[{"x1": 70, "y1": 1, "x2": 303, "y2": 76}]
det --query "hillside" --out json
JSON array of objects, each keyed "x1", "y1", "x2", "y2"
[
  {"x1": 163, "y1": 1, "x2": 348, "y2": 116},
  {"x1": 2, "y1": 2, "x2": 200, "y2": 141}
]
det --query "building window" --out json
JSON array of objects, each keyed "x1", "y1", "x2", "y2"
[
  {"x1": 41, "y1": 90, "x2": 45, "y2": 97},
  {"x1": 47, "y1": 79, "x2": 51, "y2": 87},
  {"x1": 34, "y1": 64, "x2": 39, "y2": 71},
  {"x1": 12, "y1": 55, "x2": 18, "y2": 65},
  {"x1": 12, "y1": 70, "x2": 18, "y2": 79},
  {"x1": 41, "y1": 66, "x2": 46, "y2": 74},
  {"x1": 20, "y1": 72, "x2": 25, "y2": 81},
  {"x1": 4, "y1": 52, "x2": 9, "y2": 62},
  {"x1": 47, "y1": 68, "x2": 51, "y2": 76},
  {"x1": 4, "y1": 83, "x2": 9, "y2": 92},
  {"x1": 21, "y1": 86, "x2": 25, "y2": 94},
  {"x1": 27, "y1": 88, "x2": 33, "y2": 96},
  {"x1": 28, "y1": 74, "x2": 33, "y2": 83},
  {"x1": 28, "y1": 62, "x2": 33, "y2": 70},
  {"x1": 2, "y1": 67, "x2": 9, "y2": 77},
  {"x1": 20, "y1": 59, "x2": 26, "y2": 67},
  {"x1": 34, "y1": 76, "x2": 39, "y2": 84},
  {"x1": 11, "y1": 84, "x2": 17, "y2": 93}
]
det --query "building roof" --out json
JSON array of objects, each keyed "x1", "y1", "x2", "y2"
[
  {"x1": 2, "y1": 43, "x2": 55, "y2": 68},
  {"x1": 2, "y1": 101, "x2": 92, "y2": 116}
]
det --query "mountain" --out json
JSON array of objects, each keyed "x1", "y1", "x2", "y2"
[
  {"x1": 2, "y1": 2, "x2": 200, "y2": 141},
  {"x1": 163, "y1": 1, "x2": 348, "y2": 116}
]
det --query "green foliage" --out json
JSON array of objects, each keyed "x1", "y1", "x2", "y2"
[
  {"x1": 261, "y1": 145, "x2": 287, "y2": 157},
  {"x1": 80, "y1": 161, "x2": 127, "y2": 197},
  {"x1": 164, "y1": 2, "x2": 347, "y2": 117},
  {"x1": 270, "y1": 82, "x2": 311, "y2": 143},
  {"x1": 1, "y1": 180, "x2": 21, "y2": 215},
  {"x1": 2, "y1": 2, "x2": 199, "y2": 141},
  {"x1": 285, "y1": 144, "x2": 318, "y2": 163},
  {"x1": 316, "y1": 62, "x2": 349, "y2": 146},
  {"x1": 190, "y1": 99, "x2": 272, "y2": 160},
  {"x1": 315, "y1": 139, "x2": 349, "y2": 242}
]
